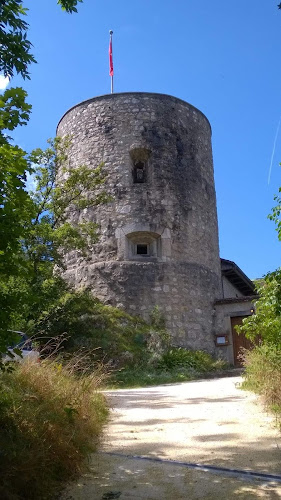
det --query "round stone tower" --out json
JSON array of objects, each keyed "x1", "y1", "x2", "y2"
[{"x1": 57, "y1": 92, "x2": 222, "y2": 353}]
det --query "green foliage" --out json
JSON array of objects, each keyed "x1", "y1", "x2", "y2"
[
  {"x1": 0, "y1": 147, "x2": 32, "y2": 272},
  {"x1": 58, "y1": 0, "x2": 84, "y2": 13},
  {"x1": 237, "y1": 270, "x2": 281, "y2": 347},
  {"x1": 268, "y1": 188, "x2": 281, "y2": 242},
  {"x1": 5, "y1": 287, "x2": 227, "y2": 388},
  {"x1": 0, "y1": 0, "x2": 83, "y2": 81},
  {"x1": 0, "y1": 86, "x2": 32, "y2": 275},
  {"x1": 27, "y1": 136, "x2": 109, "y2": 267},
  {"x1": 0, "y1": 0, "x2": 36, "y2": 79},
  {"x1": 0, "y1": 87, "x2": 31, "y2": 134},
  {"x1": 0, "y1": 134, "x2": 109, "y2": 352},
  {"x1": 237, "y1": 182, "x2": 281, "y2": 348},
  {"x1": 0, "y1": 0, "x2": 86, "y2": 355},
  {"x1": 0, "y1": 87, "x2": 34, "y2": 350},
  {"x1": 242, "y1": 345, "x2": 281, "y2": 425},
  {"x1": 0, "y1": 357, "x2": 108, "y2": 499},
  {"x1": 157, "y1": 347, "x2": 223, "y2": 372},
  {"x1": 111, "y1": 367, "x2": 195, "y2": 388},
  {"x1": 28, "y1": 290, "x2": 167, "y2": 368},
  {"x1": 112, "y1": 348, "x2": 228, "y2": 388},
  {"x1": 150, "y1": 305, "x2": 166, "y2": 329},
  {"x1": 238, "y1": 179, "x2": 281, "y2": 349}
]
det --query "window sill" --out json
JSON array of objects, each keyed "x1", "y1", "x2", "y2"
[{"x1": 127, "y1": 256, "x2": 158, "y2": 262}]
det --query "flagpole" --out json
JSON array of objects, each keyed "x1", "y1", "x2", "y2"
[{"x1": 109, "y1": 30, "x2": 114, "y2": 94}]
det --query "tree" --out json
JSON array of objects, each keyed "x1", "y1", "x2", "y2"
[
  {"x1": 0, "y1": 0, "x2": 87, "y2": 356},
  {"x1": 238, "y1": 271, "x2": 281, "y2": 347},
  {"x1": 268, "y1": 189, "x2": 281, "y2": 242},
  {"x1": 58, "y1": 0, "x2": 84, "y2": 13},
  {"x1": 0, "y1": 1, "x2": 35, "y2": 79},
  {"x1": 1, "y1": 135, "x2": 109, "y2": 337},
  {"x1": 0, "y1": 0, "x2": 84, "y2": 79},
  {"x1": 28, "y1": 137, "x2": 108, "y2": 272},
  {"x1": 0, "y1": 85, "x2": 34, "y2": 352},
  {"x1": 0, "y1": 0, "x2": 86, "y2": 280},
  {"x1": 238, "y1": 193, "x2": 281, "y2": 347},
  {"x1": 0, "y1": 88, "x2": 32, "y2": 271}
]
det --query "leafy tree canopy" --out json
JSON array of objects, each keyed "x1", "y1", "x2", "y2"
[
  {"x1": 0, "y1": 135, "x2": 109, "y2": 347},
  {"x1": 268, "y1": 189, "x2": 281, "y2": 242},
  {"x1": 0, "y1": 0, "x2": 84, "y2": 80},
  {"x1": 239, "y1": 194, "x2": 281, "y2": 348},
  {"x1": 58, "y1": 0, "x2": 84, "y2": 13},
  {"x1": 238, "y1": 270, "x2": 281, "y2": 347},
  {"x1": 0, "y1": 0, "x2": 95, "y2": 360},
  {"x1": 0, "y1": 0, "x2": 35, "y2": 79},
  {"x1": 0, "y1": 87, "x2": 32, "y2": 274}
]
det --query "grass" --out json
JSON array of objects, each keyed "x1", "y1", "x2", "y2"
[
  {"x1": 0, "y1": 355, "x2": 108, "y2": 500},
  {"x1": 242, "y1": 344, "x2": 281, "y2": 425},
  {"x1": 0, "y1": 336, "x2": 229, "y2": 500}
]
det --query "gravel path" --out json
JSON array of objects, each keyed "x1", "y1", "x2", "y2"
[{"x1": 62, "y1": 376, "x2": 281, "y2": 499}]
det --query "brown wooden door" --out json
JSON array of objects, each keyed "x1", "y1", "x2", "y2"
[{"x1": 231, "y1": 316, "x2": 254, "y2": 367}]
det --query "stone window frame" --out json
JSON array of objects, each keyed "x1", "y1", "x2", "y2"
[
  {"x1": 115, "y1": 224, "x2": 172, "y2": 263},
  {"x1": 126, "y1": 231, "x2": 161, "y2": 261}
]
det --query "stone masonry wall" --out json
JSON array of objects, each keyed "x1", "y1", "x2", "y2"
[{"x1": 57, "y1": 92, "x2": 222, "y2": 353}]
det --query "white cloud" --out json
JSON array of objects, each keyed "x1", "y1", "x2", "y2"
[{"x1": 0, "y1": 74, "x2": 10, "y2": 91}]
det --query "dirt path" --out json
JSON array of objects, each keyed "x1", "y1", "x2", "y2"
[{"x1": 62, "y1": 376, "x2": 281, "y2": 499}]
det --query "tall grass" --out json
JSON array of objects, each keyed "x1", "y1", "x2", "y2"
[
  {"x1": 243, "y1": 344, "x2": 281, "y2": 420},
  {"x1": 0, "y1": 356, "x2": 108, "y2": 500}
]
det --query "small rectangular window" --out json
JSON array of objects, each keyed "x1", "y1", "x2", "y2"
[{"x1": 137, "y1": 244, "x2": 148, "y2": 255}]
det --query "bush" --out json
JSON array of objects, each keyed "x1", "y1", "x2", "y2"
[
  {"x1": 23, "y1": 292, "x2": 228, "y2": 390},
  {"x1": 0, "y1": 356, "x2": 108, "y2": 499},
  {"x1": 157, "y1": 347, "x2": 221, "y2": 372},
  {"x1": 237, "y1": 269, "x2": 281, "y2": 347},
  {"x1": 110, "y1": 348, "x2": 228, "y2": 388},
  {"x1": 243, "y1": 344, "x2": 281, "y2": 417},
  {"x1": 28, "y1": 291, "x2": 169, "y2": 369}
]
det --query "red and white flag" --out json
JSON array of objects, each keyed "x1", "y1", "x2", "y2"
[{"x1": 109, "y1": 36, "x2": 114, "y2": 77}]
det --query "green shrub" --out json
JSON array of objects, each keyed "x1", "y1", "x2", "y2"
[
  {"x1": 243, "y1": 344, "x2": 281, "y2": 414},
  {"x1": 157, "y1": 347, "x2": 225, "y2": 372},
  {"x1": 0, "y1": 357, "x2": 108, "y2": 499},
  {"x1": 243, "y1": 344, "x2": 281, "y2": 429},
  {"x1": 28, "y1": 291, "x2": 169, "y2": 369},
  {"x1": 237, "y1": 269, "x2": 281, "y2": 347},
  {"x1": 110, "y1": 348, "x2": 228, "y2": 388}
]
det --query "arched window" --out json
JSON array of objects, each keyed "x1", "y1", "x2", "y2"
[{"x1": 130, "y1": 148, "x2": 151, "y2": 184}]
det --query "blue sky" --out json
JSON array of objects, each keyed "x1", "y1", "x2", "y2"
[{"x1": 6, "y1": 0, "x2": 281, "y2": 279}]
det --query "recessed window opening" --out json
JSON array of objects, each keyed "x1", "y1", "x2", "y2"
[
  {"x1": 133, "y1": 161, "x2": 146, "y2": 183},
  {"x1": 130, "y1": 147, "x2": 151, "y2": 185},
  {"x1": 137, "y1": 244, "x2": 148, "y2": 255}
]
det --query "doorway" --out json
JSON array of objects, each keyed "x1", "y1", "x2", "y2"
[{"x1": 231, "y1": 316, "x2": 254, "y2": 367}]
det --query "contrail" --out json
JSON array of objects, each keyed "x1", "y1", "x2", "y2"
[{"x1": 268, "y1": 116, "x2": 281, "y2": 185}]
